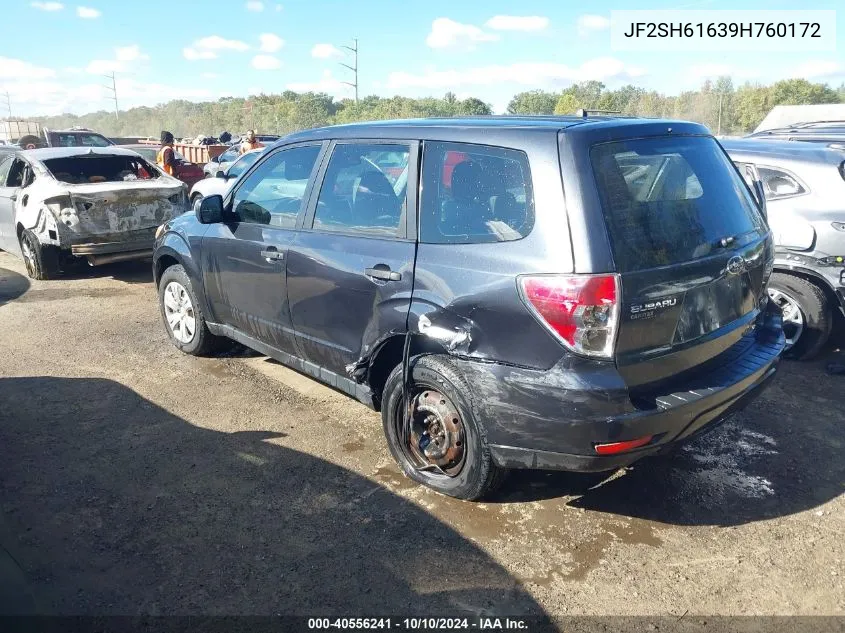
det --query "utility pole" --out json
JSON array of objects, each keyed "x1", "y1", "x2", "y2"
[
  {"x1": 717, "y1": 92, "x2": 723, "y2": 136},
  {"x1": 339, "y1": 38, "x2": 358, "y2": 103},
  {"x1": 102, "y1": 72, "x2": 119, "y2": 121},
  {"x1": 3, "y1": 91, "x2": 12, "y2": 119}
]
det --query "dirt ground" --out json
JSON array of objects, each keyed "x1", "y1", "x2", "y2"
[{"x1": 1, "y1": 250, "x2": 843, "y2": 622}]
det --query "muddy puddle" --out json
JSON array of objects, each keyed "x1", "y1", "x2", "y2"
[{"x1": 372, "y1": 464, "x2": 663, "y2": 587}]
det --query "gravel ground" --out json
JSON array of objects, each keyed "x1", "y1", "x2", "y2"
[{"x1": 0, "y1": 250, "x2": 843, "y2": 622}]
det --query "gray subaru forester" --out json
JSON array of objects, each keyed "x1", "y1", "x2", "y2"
[{"x1": 153, "y1": 116, "x2": 785, "y2": 500}]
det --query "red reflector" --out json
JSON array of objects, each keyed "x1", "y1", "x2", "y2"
[{"x1": 594, "y1": 435, "x2": 654, "y2": 455}]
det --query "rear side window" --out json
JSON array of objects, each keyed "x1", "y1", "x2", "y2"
[
  {"x1": 420, "y1": 142, "x2": 534, "y2": 244},
  {"x1": 757, "y1": 166, "x2": 807, "y2": 200},
  {"x1": 43, "y1": 155, "x2": 159, "y2": 183},
  {"x1": 591, "y1": 136, "x2": 765, "y2": 272}
]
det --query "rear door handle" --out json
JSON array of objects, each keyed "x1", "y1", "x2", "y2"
[
  {"x1": 260, "y1": 249, "x2": 284, "y2": 262},
  {"x1": 365, "y1": 266, "x2": 401, "y2": 282}
]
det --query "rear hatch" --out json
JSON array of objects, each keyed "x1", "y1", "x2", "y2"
[
  {"x1": 43, "y1": 153, "x2": 185, "y2": 238},
  {"x1": 590, "y1": 135, "x2": 772, "y2": 389}
]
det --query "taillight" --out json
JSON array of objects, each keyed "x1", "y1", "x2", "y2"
[{"x1": 518, "y1": 273, "x2": 620, "y2": 359}]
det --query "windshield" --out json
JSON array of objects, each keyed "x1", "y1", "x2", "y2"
[
  {"x1": 590, "y1": 136, "x2": 765, "y2": 272},
  {"x1": 43, "y1": 154, "x2": 160, "y2": 184},
  {"x1": 228, "y1": 151, "x2": 262, "y2": 178}
]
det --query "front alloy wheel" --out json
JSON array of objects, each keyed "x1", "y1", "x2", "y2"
[{"x1": 163, "y1": 281, "x2": 196, "y2": 344}]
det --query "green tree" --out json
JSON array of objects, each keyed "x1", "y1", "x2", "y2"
[
  {"x1": 553, "y1": 93, "x2": 580, "y2": 115},
  {"x1": 506, "y1": 90, "x2": 557, "y2": 115},
  {"x1": 455, "y1": 98, "x2": 492, "y2": 116},
  {"x1": 769, "y1": 78, "x2": 840, "y2": 105}
]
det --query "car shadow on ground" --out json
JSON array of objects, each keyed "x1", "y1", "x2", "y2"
[
  {"x1": 0, "y1": 266, "x2": 30, "y2": 308},
  {"x1": 59, "y1": 259, "x2": 154, "y2": 284},
  {"x1": 492, "y1": 360, "x2": 845, "y2": 527},
  {"x1": 0, "y1": 376, "x2": 546, "y2": 618}
]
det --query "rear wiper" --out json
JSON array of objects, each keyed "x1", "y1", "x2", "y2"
[{"x1": 715, "y1": 235, "x2": 736, "y2": 248}]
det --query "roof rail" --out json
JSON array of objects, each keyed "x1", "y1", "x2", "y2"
[{"x1": 575, "y1": 109, "x2": 623, "y2": 118}]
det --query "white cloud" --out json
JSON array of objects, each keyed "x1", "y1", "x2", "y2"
[
  {"x1": 577, "y1": 14, "x2": 610, "y2": 36},
  {"x1": 85, "y1": 45, "x2": 150, "y2": 74},
  {"x1": 388, "y1": 57, "x2": 645, "y2": 90},
  {"x1": 251, "y1": 54, "x2": 281, "y2": 70},
  {"x1": 76, "y1": 6, "x2": 100, "y2": 18},
  {"x1": 115, "y1": 45, "x2": 148, "y2": 62},
  {"x1": 0, "y1": 57, "x2": 56, "y2": 80},
  {"x1": 31, "y1": 2, "x2": 64, "y2": 11},
  {"x1": 287, "y1": 70, "x2": 349, "y2": 96},
  {"x1": 485, "y1": 15, "x2": 549, "y2": 32},
  {"x1": 85, "y1": 59, "x2": 121, "y2": 74},
  {"x1": 183, "y1": 48, "x2": 217, "y2": 61},
  {"x1": 246, "y1": 1, "x2": 264, "y2": 11},
  {"x1": 426, "y1": 18, "x2": 499, "y2": 50},
  {"x1": 311, "y1": 43, "x2": 343, "y2": 59},
  {"x1": 259, "y1": 33, "x2": 285, "y2": 53},
  {"x1": 194, "y1": 35, "x2": 250, "y2": 52},
  {"x1": 789, "y1": 60, "x2": 843, "y2": 79}
]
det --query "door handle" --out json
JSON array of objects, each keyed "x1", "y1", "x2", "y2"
[
  {"x1": 365, "y1": 266, "x2": 401, "y2": 282},
  {"x1": 9, "y1": 194, "x2": 17, "y2": 202},
  {"x1": 260, "y1": 249, "x2": 284, "y2": 262}
]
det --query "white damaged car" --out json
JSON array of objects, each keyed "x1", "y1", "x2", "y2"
[{"x1": 0, "y1": 146, "x2": 188, "y2": 279}]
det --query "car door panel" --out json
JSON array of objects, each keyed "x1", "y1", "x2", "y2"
[
  {"x1": 200, "y1": 142, "x2": 326, "y2": 356},
  {"x1": 286, "y1": 140, "x2": 418, "y2": 375}
]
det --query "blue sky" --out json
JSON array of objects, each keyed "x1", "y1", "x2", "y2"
[{"x1": 1, "y1": 0, "x2": 842, "y2": 116}]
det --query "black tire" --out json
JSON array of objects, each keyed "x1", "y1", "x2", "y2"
[
  {"x1": 19, "y1": 229, "x2": 60, "y2": 280},
  {"x1": 768, "y1": 272, "x2": 832, "y2": 360},
  {"x1": 157, "y1": 264, "x2": 225, "y2": 356},
  {"x1": 381, "y1": 355, "x2": 506, "y2": 501}
]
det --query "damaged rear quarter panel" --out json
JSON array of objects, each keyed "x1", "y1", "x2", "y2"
[{"x1": 16, "y1": 164, "x2": 185, "y2": 248}]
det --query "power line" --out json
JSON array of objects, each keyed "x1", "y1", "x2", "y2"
[
  {"x1": 338, "y1": 38, "x2": 358, "y2": 103},
  {"x1": 102, "y1": 72, "x2": 119, "y2": 121},
  {"x1": 3, "y1": 91, "x2": 11, "y2": 119}
]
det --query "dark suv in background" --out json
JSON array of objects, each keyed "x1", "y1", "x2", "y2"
[{"x1": 153, "y1": 117, "x2": 785, "y2": 500}]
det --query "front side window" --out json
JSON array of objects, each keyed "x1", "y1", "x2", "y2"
[
  {"x1": 312, "y1": 143, "x2": 409, "y2": 237},
  {"x1": 591, "y1": 136, "x2": 766, "y2": 272},
  {"x1": 757, "y1": 166, "x2": 807, "y2": 200},
  {"x1": 420, "y1": 142, "x2": 534, "y2": 244},
  {"x1": 232, "y1": 144, "x2": 321, "y2": 228}
]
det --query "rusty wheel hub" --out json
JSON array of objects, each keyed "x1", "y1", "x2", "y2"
[{"x1": 408, "y1": 389, "x2": 465, "y2": 475}]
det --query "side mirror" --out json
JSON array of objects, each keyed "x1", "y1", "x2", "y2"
[
  {"x1": 210, "y1": 155, "x2": 220, "y2": 163},
  {"x1": 196, "y1": 195, "x2": 225, "y2": 224},
  {"x1": 215, "y1": 170, "x2": 226, "y2": 179},
  {"x1": 753, "y1": 179, "x2": 768, "y2": 222}
]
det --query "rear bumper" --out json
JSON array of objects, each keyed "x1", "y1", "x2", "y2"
[{"x1": 457, "y1": 308, "x2": 785, "y2": 472}]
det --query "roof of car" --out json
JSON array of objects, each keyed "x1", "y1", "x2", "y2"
[
  {"x1": 721, "y1": 138, "x2": 845, "y2": 165},
  {"x1": 280, "y1": 116, "x2": 710, "y2": 143},
  {"x1": 22, "y1": 146, "x2": 143, "y2": 161}
]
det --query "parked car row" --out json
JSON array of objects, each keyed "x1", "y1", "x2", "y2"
[{"x1": 4, "y1": 115, "x2": 845, "y2": 501}]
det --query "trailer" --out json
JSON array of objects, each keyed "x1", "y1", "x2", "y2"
[
  {"x1": 0, "y1": 120, "x2": 43, "y2": 146},
  {"x1": 137, "y1": 139, "x2": 228, "y2": 166}
]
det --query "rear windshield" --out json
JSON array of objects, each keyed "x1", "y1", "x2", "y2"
[
  {"x1": 590, "y1": 136, "x2": 765, "y2": 272},
  {"x1": 43, "y1": 155, "x2": 160, "y2": 184}
]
